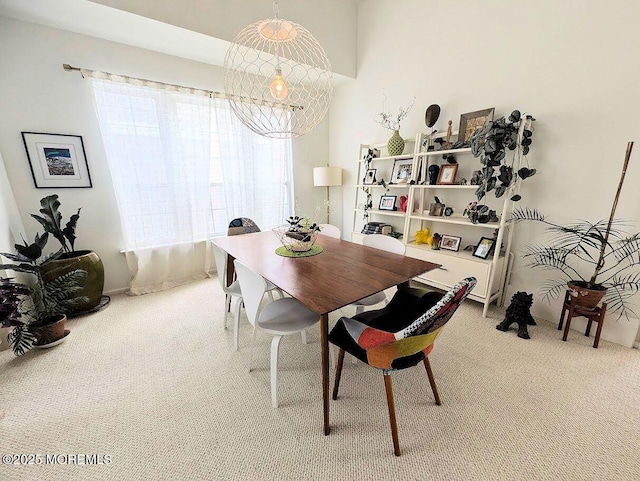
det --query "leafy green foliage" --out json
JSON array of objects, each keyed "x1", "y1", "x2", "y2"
[
  {"x1": 0, "y1": 234, "x2": 87, "y2": 355},
  {"x1": 30, "y1": 195, "x2": 81, "y2": 254},
  {"x1": 470, "y1": 110, "x2": 536, "y2": 202},
  {"x1": 510, "y1": 208, "x2": 640, "y2": 319}
]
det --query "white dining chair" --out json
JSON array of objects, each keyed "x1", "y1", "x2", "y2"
[
  {"x1": 351, "y1": 234, "x2": 406, "y2": 315},
  {"x1": 347, "y1": 234, "x2": 406, "y2": 364},
  {"x1": 318, "y1": 223, "x2": 341, "y2": 239},
  {"x1": 234, "y1": 260, "x2": 320, "y2": 408},
  {"x1": 211, "y1": 241, "x2": 280, "y2": 351}
]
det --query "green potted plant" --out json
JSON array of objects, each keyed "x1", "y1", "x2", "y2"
[
  {"x1": 470, "y1": 110, "x2": 536, "y2": 203},
  {"x1": 31, "y1": 194, "x2": 104, "y2": 312},
  {"x1": 510, "y1": 142, "x2": 639, "y2": 320},
  {"x1": 0, "y1": 233, "x2": 88, "y2": 354},
  {"x1": 0, "y1": 279, "x2": 35, "y2": 354}
]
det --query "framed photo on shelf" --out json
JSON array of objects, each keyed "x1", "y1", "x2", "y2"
[
  {"x1": 440, "y1": 235, "x2": 462, "y2": 252},
  {"x1": 437, "y1": 164, "x2": 458, "y2": 185},
  {"x1": 21, "y1": 132, "x2": 92, "y2": 188},
  {"x1": 458, "y1": 108, "x2": 495, "y2": 144},
  {"x1": 363, "y1": 168, "x2": 377, "y2": 185},
  {"x1": 379, "y1": 195, "x2": 397, "y2": 211},
  {"x1": 390, "y1": 158, "x2": 413, "y2": 184},
  {"x1": 472, "y1": 236, "x2": 496, "y2": 259}
]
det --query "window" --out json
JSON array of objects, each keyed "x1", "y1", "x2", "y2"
[{"x1": 90, "y1": 78, "x2": 293, "y2": 250}]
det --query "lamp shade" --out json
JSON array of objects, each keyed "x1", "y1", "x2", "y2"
[{"x1": 313, "y1": 167, "x2": 342, "y2": 187}]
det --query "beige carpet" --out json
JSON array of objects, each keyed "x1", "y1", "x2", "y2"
[{"x1": 1, "y1": 277, "x2": 639, "y2": 481}]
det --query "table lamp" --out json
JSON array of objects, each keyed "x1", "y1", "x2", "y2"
[{"x1": 313, "y1": 166, "x2": 342, "y2": 223}]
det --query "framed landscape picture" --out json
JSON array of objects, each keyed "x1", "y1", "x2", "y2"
[{"x1": 21, "y1": 132, "x2": 92, "y2": 188}]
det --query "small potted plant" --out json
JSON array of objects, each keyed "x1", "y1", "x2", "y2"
[
  {"x1": 0, "y1": 233, "x2": 88, "y2": 354},
  {"x1": 510, "y1": 142, "x2": 638, "y2": 319},
  {"x1": 273, "y1": 216, "x2": 322, "y2": 252}
]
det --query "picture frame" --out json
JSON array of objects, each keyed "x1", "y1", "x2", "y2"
[
  {"x1": 440, "y1": 234, "x2": 462, "y2": 252},
  {"x1": 379, "y1": 195, "x2": 397, "y2": 211},
  {"x1": 458, "y1": 108, "x2": 495, "y2": 144},
  {"x1": 21, "y1": 132, "x2": 92, "y2": 188},
  {"x1": 363, "y1": 168, "x2": 377, "y2": 185},
  {"x1": 390, "y1": 158, "x2": 413, "y2": 184},
  {"x1": 473, "y1": 236, "x2": 496, "y2": 259},
  {"x1": 437, "y1": 164, "x2": 458, "y2": 185}
]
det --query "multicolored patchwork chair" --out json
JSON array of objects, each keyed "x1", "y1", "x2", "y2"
[
  {"x1": 328, "y1": 277, "x2": 477, "y2": 456},
  {"x1": 227, "y1": 217, "x2": 261, "y2": 236}
]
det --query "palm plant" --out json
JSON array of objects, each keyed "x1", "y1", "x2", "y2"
[{"x1": 510, "y1": 142, "x2": 639, "y2": 320}]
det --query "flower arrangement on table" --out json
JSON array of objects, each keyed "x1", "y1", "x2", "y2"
[{"x1": 273, "y1": 216, "x2": 322, "y2": 252}]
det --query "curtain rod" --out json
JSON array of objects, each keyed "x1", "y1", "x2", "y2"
[{"x1": 62, "y1": 63, "x2": 302, "y2": 110}]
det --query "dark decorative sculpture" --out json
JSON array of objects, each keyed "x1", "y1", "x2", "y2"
[
  {"x1": 428, "y1": 164, "x2": 440, "y2": 185},
  {"x1": 496, "y1": 292, "x2": 536, "y2": 339},
  {"x1": 425, "y1": 104, "x2": 440, "y2": 128}
]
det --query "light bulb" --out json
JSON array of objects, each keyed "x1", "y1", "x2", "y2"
[{"x1": 270, "y1": 69, "x2": 288, "y2": 100}]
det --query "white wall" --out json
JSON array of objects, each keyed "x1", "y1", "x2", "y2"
[
  {"x1": 0, "y1": 153, "x2": 24, "y2": 255},
  {"x1": 330, "y1": 0, "x2": 640, "y2": 344},
  {"x1": 0, "y1": 15, "x2": 329, "y2": 292},
  {"x1": 89, "y1": 0, "x2": 358, "y2": 78}
]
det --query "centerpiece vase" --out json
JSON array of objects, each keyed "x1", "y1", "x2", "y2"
[{"x1": 387, "y1": 130, "x2": 405, "y2": 156}]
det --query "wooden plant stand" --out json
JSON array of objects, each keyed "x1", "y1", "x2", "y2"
[{"x1": 558, "y1": 290, "x2": 607, "y2": 348}]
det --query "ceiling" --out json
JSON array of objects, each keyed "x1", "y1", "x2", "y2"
[{"x1": 0, "y1": 0, "x2": 355, "y2": 83}]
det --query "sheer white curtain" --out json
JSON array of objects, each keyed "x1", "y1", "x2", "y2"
[{"x1": 87, "y1": 72, "x2": 293, "y2": 294}]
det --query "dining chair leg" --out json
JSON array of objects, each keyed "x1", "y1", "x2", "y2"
[
  {"x1": 301, "y1": 329, "x2": 307, "y2": 344},
  {"x1": 270, "y1": 335, "x2": 284, "y2": 408},
  {"x1": 332, "y1": 348, "x2": 345, "y2": 400},
  {"x1": 233, "y1": 296, "x2": 243, "y2": 351},
  {"x1": 248, "y1": 326, "x2": 257, "y2": 373},
  {"x1": 224, "y1": 294, "x2": 231, "y2": 328},
  {"x1": 423, "y1": 357, "x2": 441, "y2": 405},
  {"x1": 383, "y1": 373, "x2": 401, "y2": 456}
]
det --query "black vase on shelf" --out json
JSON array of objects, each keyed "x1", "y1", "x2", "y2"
[{"x1": 428, "y1": 164, "x2": 440, "y2": 185}]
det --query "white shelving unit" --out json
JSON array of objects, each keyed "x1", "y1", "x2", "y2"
[{"x1": 351, "y1": 123, "x2": 530, "y2": 317}]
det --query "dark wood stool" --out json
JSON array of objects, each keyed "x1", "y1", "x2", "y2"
[{"x1": 558, "y1": 290, "x2": 607, "y2": 348}]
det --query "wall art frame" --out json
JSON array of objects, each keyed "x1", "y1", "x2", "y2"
[
  {"x1": 472, "y1": 236, "x2": 496, "y2": 259},
  {"x1": 390, "y1": 157, "x2": 413, "y2": 184},
  {"x1": 363, "y1": 168, "x2": 377, "y2": 185},
  {"x1": 440, "y1": 234, "x2": 462, "y2": 252},
  {"x1": 437, "y1": 163, "x2": 458, "y2": 185},
  {"x1": 458, "y1": 108, "x2": 495, "y2": 143},
  {"x1": 379, "y1": 195, "x2": 397, "y2": 211},
  {"x1": 21, "y1": 132, "x2": 92, "y2": 188}
]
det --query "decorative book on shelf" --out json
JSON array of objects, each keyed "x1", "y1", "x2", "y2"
[{"x1": 361, "y1": 222, "x2": 393, "y2": 235}]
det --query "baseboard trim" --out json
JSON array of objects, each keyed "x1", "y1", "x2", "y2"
[{"x1": 104, "y1": 287, "x2": 128, "y2": 296}]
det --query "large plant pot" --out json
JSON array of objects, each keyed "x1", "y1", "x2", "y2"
[
  {"x1": 31, "y1": 314, "x2": 67, "y2": 346},
  {"x1": 42, "y1": 250, "x2": 105, "y2": 312},
  {"x1": 567, "y1": 281, "x2": 607, "y2": 309},
  {"x1": 0, "y1": 326, "x2": 12, "y2": 351}
]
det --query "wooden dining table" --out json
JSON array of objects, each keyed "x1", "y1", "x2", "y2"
[{"x1": 213, "y1": 230, "x2": 439, "y2": 435}]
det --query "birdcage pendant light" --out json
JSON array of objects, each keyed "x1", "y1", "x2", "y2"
[{"x1": 223, "y1": 2, "x2": 333, "y2": 138}]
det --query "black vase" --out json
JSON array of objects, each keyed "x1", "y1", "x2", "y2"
[{"x1": 428, "y1": 165, "x2": 440, "y2": 185}]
